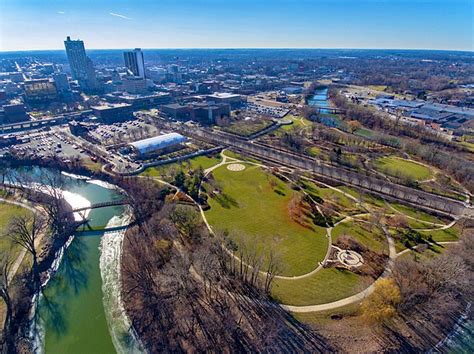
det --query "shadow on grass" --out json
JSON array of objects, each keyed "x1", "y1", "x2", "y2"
[{"x1": 214, "y1": 193, "x2": 239, "y2": 209}]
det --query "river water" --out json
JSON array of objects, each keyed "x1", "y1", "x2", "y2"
[
  {"x1": 9, "y1": 167, "x2": 140, "y2": 353},
  {"x1": 307, "y1": 87, "x2": 340, "y2": 127}
]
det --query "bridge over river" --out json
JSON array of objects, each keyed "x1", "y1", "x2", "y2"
[{"x1": 72, "y1": 199, "x2": 129, "y2": 213}]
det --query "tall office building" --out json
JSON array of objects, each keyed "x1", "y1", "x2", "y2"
[
  {"x1": 124, "y1": 48, "x2": 146, "y2": 78},
  {"x1": 64, "y1": 36, "x2": 98, "y2": 90}
]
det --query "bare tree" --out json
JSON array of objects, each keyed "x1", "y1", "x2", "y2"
[
  {"x1": 0, "y1": 255, "x2": 13, "y2": 351},
  {"x1": 8, "y1": 214, "x2": 45, "y2": 291}
]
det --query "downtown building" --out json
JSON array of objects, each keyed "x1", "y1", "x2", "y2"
[
  {"x1": 64, "y1": 36, "x2": 98, "y2": 91},
  {"x1": 124, "y1": 48, "x2": 146, "y2": 78}
]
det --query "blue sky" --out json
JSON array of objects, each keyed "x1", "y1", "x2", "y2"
[{"x1": 0, "y1": 0, "x2": 472, "y2": 51}]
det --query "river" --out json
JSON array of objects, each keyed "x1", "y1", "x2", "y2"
[
  {"x1": 307, "y1": 87, "x2": 340, "y2": 127},
  {"x1": 9, "y1": 167, "x2": 140, "y2": 353}
]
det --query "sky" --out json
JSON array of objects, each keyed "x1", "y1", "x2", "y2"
[{"x1": 0, "y1": 0, "x2": 472, "y2": 51}]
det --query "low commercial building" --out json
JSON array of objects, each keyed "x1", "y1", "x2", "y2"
[
  {"x1": 123, "y1": 76, "x2": 147, "y2": 94},
  {"x1": 0, "y1": 103, "x2": 30, "y2": 124},
  {"x1": 23, "y1": 78, "x2": 58, "y2": 103},
  {"x1": 193, "y1": 102, "x2": 230, "y2": 124},
  {"x1": 206, "y1": 92, "x2": 243, "y2": 108},
  {"x1": 161, "y1": 102, "x2": 230, "y2": 124},
  {"x1": 161, "y1": 103, "x2": 192, "y2": 120},
  {"x1": 105, "y1": 92, "x2": 171, "y2": 109},
  {"x1": 91, "y1": 103, "x2": 133, "y2": 123},
  {"x1": 129, "y1": 132, "x2": 186, "y2": 156}
]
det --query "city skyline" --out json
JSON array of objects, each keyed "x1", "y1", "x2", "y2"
[{"x1": 0, "y1": 0, "x2": 472, "y2": 52}]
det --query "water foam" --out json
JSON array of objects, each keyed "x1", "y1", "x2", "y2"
[{"x1": 99, "y1": 210, "x2": 144, "y2": 354}]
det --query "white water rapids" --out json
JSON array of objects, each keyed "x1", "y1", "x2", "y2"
[{"x1": 99, "y1": 210, "x2": 144, "y2": 354}]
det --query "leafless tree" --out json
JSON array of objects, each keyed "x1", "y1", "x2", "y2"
[
  {"x1": 8, "y1": 214, "x2": 45, "y2": 291},
  {"x1": 0, "y1": 255, "x2": 13, "y2": 352}
]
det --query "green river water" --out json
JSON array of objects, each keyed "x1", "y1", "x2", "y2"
[{"x1": 14, "y1": 169, "x2": 139, "y2": 354}]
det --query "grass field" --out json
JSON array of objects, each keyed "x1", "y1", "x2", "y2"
[
  {"x1": 331, "y1": 220, "x2": 388, "y2": 254},
  {"x1": 389, "y1": 202, "x2": 445, "y2": 224},
  {"x1": 0, "y1": 201, "x2": 33, "y2": 257},
  {"x1": 280, "y1": 115, "x2": 312, "y2": 132},
  {"x1": 271, "y1": 268, "x2": 370, "y2": 306},
  {"x1": 142, "y1": 154, "x2": 222, "y2": 178},
  {"x1": 338, "y1": 186, "x2": 386, "y2": 209},
  {"x1": 373, "y1": 156, "x2": 432, "y2": 181},
  {"x1": 354, "y1": 128, "x2": 374, "y2": 138},
  {"x1": 419, "y1": 227, "x2": 459, "y2": 242},
  {"x1": 205, "y1": 164, "x2": 329, "y2": 276},
  {"x1": 220, "y1": 119, "x2": 273, "y2": 136},
  {"x1": 302, "y1": 181, "x2": 359, "y2": 212},
  {"x1": 292, "y1": 303, "x2": 361, "y2": 326}
]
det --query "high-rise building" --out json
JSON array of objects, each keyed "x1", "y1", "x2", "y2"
[
  {"x1": 123, "y1": 48, "x2": 146, "y2": 78},
  {"x1": 64, "y1": 36, "x2": 98, "y2": 90}
]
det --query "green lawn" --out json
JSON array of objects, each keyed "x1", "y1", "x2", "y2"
[
  {"x1": 220, "y1": 119, "x2": 273, "y2": 136},
  {"x1": 354, "y1": 128, "x2": 375, "y2": 138},
  {"x1": 419, "y1": 227, "x2": 459, "y2": 242},
  {"x1": 332, "y1": 220, "x2": 388, "y2": 254},
  {"x1": 141, "y1": 154, "x2": 222, "y2": 178},
  {"x1": 205, "y1": 164, "x2": 329, "y2": 276},
  {"x1": 280, "y1": 115, "x2": 312, "y2": 132},
  {"x1": 338, "y1": 186, "x2": 386, "y2": 209},
  {"x1": 302, "y1": 181, "x2": 359, "y2": 212},
  {"x1": 0, "y1": 202, "x2": 33, "y2": 259},
  {"x1": 306, "y1": 146, "x2": 321, "y2": 158},
  {"x1": 389, "y1": 203, "x2": 445, "y2": 224},
  {"x1": 373, "y1": 156, "x2": 432, "y2": 181},
  {"x1": 271, "y1": 268, "x2": 370, "y2": 306}
]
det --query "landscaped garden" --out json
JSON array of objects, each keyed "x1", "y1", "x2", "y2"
[{"x1": 331, "y1": 220, "x2": 388, "y2": 254}]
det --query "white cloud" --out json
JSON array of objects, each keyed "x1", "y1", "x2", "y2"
[
  {"x1": 57, "y1": 11, "x2": 65, "y2": 15},
  {"x1": 109, "y1": 12, "x2": 133, "y2": 20}
]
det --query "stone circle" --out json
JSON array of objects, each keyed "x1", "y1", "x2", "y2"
[
  {"x1": 227, "y1": 163, "x2": 246, "y2": 172},
  {"x1": 337, "y1": 250, "x2": 364, "y2": 267}
]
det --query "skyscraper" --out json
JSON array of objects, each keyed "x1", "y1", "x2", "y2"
[
  {"x1": 64, "y1": 36, "x2": 98, "y2": 90},
  {"x1": 124, "y1": 48, "x2": 146, "y2": 78}
]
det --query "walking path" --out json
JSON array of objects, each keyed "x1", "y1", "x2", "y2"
[
  {"x1": 144, "y1": 150, "x2": 462, "y2": 313},
  {"x1": 0, "y1": 196, "x2": 46, "y2": 283}
]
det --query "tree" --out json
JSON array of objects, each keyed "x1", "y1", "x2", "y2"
[
  {"x1": 361, "y1": 278, "x2": 401, "y2": 324},
  {"x1": 174, "y1": 170, "x2": 186, "y2": 189},
  {"x1": 8, "y1": 214, "x2": 45, "y2": 292},
  {"x1": 347, "y1": 120, "x2": 362, "y2": 134},
  {"x1": 170, "y1": 205, "x2": 203, "y2": 243},
  {"x1": 0, "y1": 255, "x2": 13, "y2": 351}
]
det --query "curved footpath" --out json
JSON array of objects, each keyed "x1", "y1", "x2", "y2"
[{"x1": 147, "y1": 150, "x2": 461, "y2": 313}]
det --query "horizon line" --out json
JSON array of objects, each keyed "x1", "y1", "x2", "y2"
[{"x1": 0, "y1": 47, "x2": 473, "y2": 53}]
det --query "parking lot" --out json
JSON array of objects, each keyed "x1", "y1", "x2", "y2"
[
  {"x1": 10, "y1": 129, "x2": 91, "y2": 160},
  {"x1": 87, "y1": 119, "x2": 159, "y2": 146},
  {"x1": 242, "y1": 102, "x2": 291, "y2": 118}
]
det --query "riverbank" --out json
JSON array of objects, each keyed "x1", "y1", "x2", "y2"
[
  {"x1": 1, "y1": 185, "x2": 77, "y2": 352},
  {"x1": 0, "y1": 163, "x2": 142, "y2": 353}
]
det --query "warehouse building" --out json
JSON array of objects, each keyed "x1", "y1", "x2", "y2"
[{"x1": 129, "y1": 132, "x2": 186, "y2": 157}]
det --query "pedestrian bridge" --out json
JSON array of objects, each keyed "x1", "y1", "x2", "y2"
[{"x1": 72, "y1": 199, "x2": 129, "y2": 213}]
